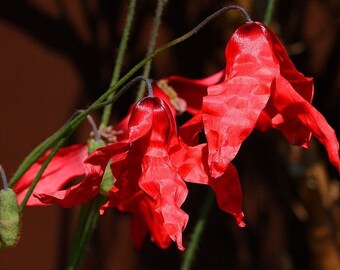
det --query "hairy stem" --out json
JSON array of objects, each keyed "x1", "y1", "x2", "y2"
[
  {"x1": 264, "y1": 0, "x2": 277, "y2": 25},
  {"x1": 136, "y1": 0, "x2": 168, "y2": 100},
  {"x1": 101, "y1": 0, "x2": 138, "y2": 127}
]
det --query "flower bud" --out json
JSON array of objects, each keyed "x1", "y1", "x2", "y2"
[{"x1": 0, "y1": 188, "x2": 20, "y2": 247}]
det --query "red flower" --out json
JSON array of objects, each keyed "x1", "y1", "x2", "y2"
[
  {"x1": 13, "y1": 144, "x2": 88, "y2": 206},
  {"x1": 92, "y1": 96, "x2": 189, "y2": 250},
  {"x1": 183, "y1": 22, "x2": 339, "y2": 178}
]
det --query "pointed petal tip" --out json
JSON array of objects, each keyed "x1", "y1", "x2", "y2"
[
  {"x1": 234, "y1": 212, "x2": 246, "y2": 228},
  {"x1": 209, "y1": 163, "x2": 224, "y2": 179},
  {"x1": 178, "y1": 245, "x2": 185, "y2": 251}
]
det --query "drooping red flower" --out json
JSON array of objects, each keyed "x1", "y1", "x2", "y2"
[
  {"x1": 94, "y1": 93, "x2": 245, "y2": 250},
  {"x1": 183, "y1": 22, "x2": 339, "y2": 178},
  {"x1": 92, "y1": 96, "x2": 189, "y2": 250},
  {"x1": 13, "y1": 144, "x2": 88, "y2": 206}
]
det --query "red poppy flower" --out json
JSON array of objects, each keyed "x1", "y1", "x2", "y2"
[
  {"x1": 13, "y1": 144, "x2": 88, "y2": 206},
  {"x1": 186, "y1": 22, "x2": 339, "y2": 178},
  {"x1": 93, "y1": 96, "x2": 189, "y2": 250}
]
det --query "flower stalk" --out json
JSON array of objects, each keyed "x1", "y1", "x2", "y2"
[
  {"x1": 136, "y1": 0, "x2": 168, "y2": 100},
  {"x1": 264, "y1": 0, "x2": 277, "y2": 25},
  {"x1": 101, "y1": 0, "x2": 138, "y2": 127}
]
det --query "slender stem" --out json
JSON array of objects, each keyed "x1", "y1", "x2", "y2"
[
  {"x1": 180, "y1": 190, "x2": 215, "y2": 270},
  {"x1": 264, "y1": 0, "x2": 277, "y2": 25},
  {"x1": 19, "y1": 135, "x2": 70, "y2": 211},
  {"x1": 136, "y1": 0, "x2": 168, "y2": 100},
  {"x1": 94, "y1": 76, "x2": 153, "y2": 109},
  {"x1": 0, "y1": 165, "x2": 8, "y2": 191},
  {"x1": 9, "y1": 5, "x2": 251, "y2": 188},
  {"x1": 101, "y1": 0, "x2": 138, "y2": 127},
  {"x1": 86, "y1": 115, "x2": 100, "y2": 141},
  {"x1": 66, "y1": 196, "x2": 105, "y2": 270}
]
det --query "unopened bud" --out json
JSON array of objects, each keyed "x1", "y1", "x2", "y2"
[{"x1": 0, "y1": 188, "x2": 20, "y2": 247}]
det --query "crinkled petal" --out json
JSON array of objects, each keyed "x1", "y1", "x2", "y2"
[
  {"x1": 202, "y1": 23, "x2": 277, "y2": 178},
  {"x1": 170, "y1": 142, "x2": 245, "y2": 226},
  {"x1": 179, "y1": 111, "x2": 204, "y2": 146},
  {"x1": 272, "y1": 76, "x2": 340, "y2": 171},
  {"x1": 208, "y1": 164, "x2": 245, "y2": 227},
  {"x1": 138, "y1": 97, "x2": 189, "y2": 251},
  {"x1": 119, "y1": 191, "x2": 172, "y2": 250},
  {"x1": 256, "y1": 22, "x2": 314, "y2": 103}
]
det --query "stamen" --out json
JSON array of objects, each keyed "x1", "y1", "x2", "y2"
[{"x1": 0, "y1": 165, "x2": 9, "y2": 191}]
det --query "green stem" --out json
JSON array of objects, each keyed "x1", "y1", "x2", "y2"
[
  {"x1": 66, "y1": 196, "x2": 105, "y2": 270},
  {"x1": 264, "y1": 0, "x2": 277, "y2": 25},
  {"x1": 19, "y1": 134, "x2": 70, "y2": 211},
  {"x1": 9, "y1": 5, "x2": 251, "y2": 188},
  {"x1": 180, "y1": 190, "x2": 215, "y2": 270},
  {"x1": 136, "y1": 0, "x2": 168, "y2": 100},
  {"x1": 101, "y1": 0, "x2": 138, "y2": 127}
]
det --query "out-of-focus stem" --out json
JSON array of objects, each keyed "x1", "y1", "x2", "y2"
[
  {"x1": 136, "y1": 0, "x2": 168, "y2": 101},
  {"x1": 101, "y1": 0, "x2": 138, "y2": 127}
]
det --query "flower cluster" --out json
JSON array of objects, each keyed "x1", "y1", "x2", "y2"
[{"x1": 13, "y1": 21, "x2": 340, "y2": 251}]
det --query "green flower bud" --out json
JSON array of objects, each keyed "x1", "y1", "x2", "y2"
[{"x1": 0, "y1": 188, "x2": 20, "y2": 247}]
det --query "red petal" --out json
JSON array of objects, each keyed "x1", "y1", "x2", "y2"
[
  {"x1": 138, "y1": 97, "x2": 189, "y2": 251},
  {"x1": 35, "y1": 145, "x2": 109, "y2": 207},
  {"x1": 171, "y1": 142, "x2": 245, "y2": 226},
  {"x1": 272, "y1": 76, "x2": 340, "y2": 171},
  {"x1": 208, "y1": 164, "x2": 245, "y2": 227},
  {"x1": 14, "y1": 144, "x2": 88, "y2": 206},
  {"x1": 256, "y1": 22, "x2": 314, "y2": 103},
  {"x1": 162, "y1": 71, "x2": 224, "y2": 115},
  {"x1": 202, "y1": 23, "x2": 277, "y2": 178},
  {"x1": 179, "y1": 111, "x2": 204, "y2": 146}
]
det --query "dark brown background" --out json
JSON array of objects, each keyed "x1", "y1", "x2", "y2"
[{"x1": 0, "y1": 0, "x2": 339, "y2": 269}]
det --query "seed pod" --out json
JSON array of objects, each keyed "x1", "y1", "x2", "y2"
[{"x1": 0, "y1": 188, "x2": 20, "y2": 247}]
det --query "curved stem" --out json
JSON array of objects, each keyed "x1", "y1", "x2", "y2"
[
  {"x1": 180, "y1": 190, "x2": 215, "y2": 270},
  {"x1": 264, "y1": 0, "x2": 277, "y2": 25},
  {"x1": 9, "y1": 5, "x2": 251, "y2": 188},
  {"x1": 101, "y1": 0, "x2": 138, "y2": 127},
  {"x1": 136, "y1": 0, "x2": 168, "y2": 100},
  {"x1": 93, "y1": 76, "x2": 153, "y2": 109},
  {"x1": 0, "y1": 165, "x2": 8, "y2": 191}
]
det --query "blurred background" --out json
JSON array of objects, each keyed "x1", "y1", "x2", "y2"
[{"x1": 0, "y1": 0, "x2": 339, "y2": 269}]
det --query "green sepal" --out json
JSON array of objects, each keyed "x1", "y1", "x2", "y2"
[
  {"x1": 0, "y1": 189, "x2": 20, "y2": 247},
  {"x1": 87, "y1": 139, "x2": 106, "y2": 154},
  {"x1": 100, "y1": 162, "x2": 114, "y2": 195}
]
